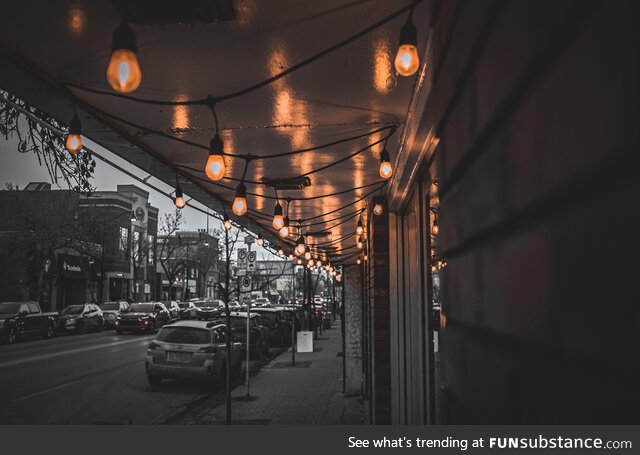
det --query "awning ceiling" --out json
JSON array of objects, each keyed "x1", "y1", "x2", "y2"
[{"x1": 0, "y1": 0, "x2": 429, "y2": 262}]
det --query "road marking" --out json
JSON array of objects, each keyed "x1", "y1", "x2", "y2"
[
  {"x1": 13, "y1": 380, "x2": 82, "y2": 402},
  {"x1": 0, "y1": 337, "x2": 153, "y2": 370}
]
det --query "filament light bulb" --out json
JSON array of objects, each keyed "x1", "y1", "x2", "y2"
[
  {"x1": 174, "y1": 186, "x2": 186, "y2": 209},
  {"x1": 394, "y1": 18, "x2": 419, "y2": 77},
  {"x1": 232, "y1": 183, "x2": 247, "y2": 217},
  {"x1": 356, "y1": 218, "x2": 364, "y2": 236},
  {"x1": 279, "y1": 216, "x2": 290, "y2": 239},
  {"x1": 65, "y1": 113, "x2": 82, "y2": 155},
  {"x1": 205, "y1": 134, "x2": 226, "y2": 181},
  {"x1": 106, "y1": 22, "x2": 142, "y2": 93},
  {"x1": 379, "y1": 149, "x2": 393, "y2": 179},
  {"x1": 272, "y1": 203, "x2": 284, "y2": 230},
  {"x1": 257, "y1": 233, "x2": 264, "y2": 247}
]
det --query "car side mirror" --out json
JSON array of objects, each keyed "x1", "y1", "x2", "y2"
[{"x1": 18, "y1": 310, "x2": 29, "y2": 317}]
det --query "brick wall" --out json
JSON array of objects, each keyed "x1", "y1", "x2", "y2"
[{"x1": 429, "y1": 0, "x2": 640, "y2": 423}]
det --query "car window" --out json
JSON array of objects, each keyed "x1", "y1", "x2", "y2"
[
  {"x1": 19, "y1": 304, "x2": 29, "y2": 314},
  {"x1": 27, "y1": 303, "x2": 39, "y2": 313},
  {"x1": 156, "y1": 327, "x2": 211, "y2": 344}
]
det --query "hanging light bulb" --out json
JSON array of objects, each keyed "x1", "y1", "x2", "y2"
[
  {"x1": 308, "y1": 258, "x2": 314, "y2": 267},
  {"x1": 297, "y1": 258, "x2": 303, "y2": 265},
  {"x1": 379, "y1": 148, "x2": 393, "y2": 179},
  {"x1": 232, "y1": 182, "x2": 247, "y2": 217},
  {"x1": 257, "y1": 232, "x2": 264, "y2": 247},
  {"x1": 205, "y1": 134, "x2": 226, "y2": 181},
  {"x1": 325, "y1": 262, "x2": 331, "y2": 271},
  {"x1": 272, "y1": 202, "x2": 284, "y2": 230},
  {"x1": 394, "y1": 13, "x2": 420, "y2": 77},
  {"x1": 304, "y1": 246, "x2": 312, "y2": 261},
  {"x1": 373, "y1": 197, "x2": 384, "y2": 216},
  {"x1": 357, "y1": 256, "x2": 362, "y2": 265},
  {"x1": 174, "y1": 185, "x2": 186, "y2": 209},
  {"x1": 223, "y1": 214, "x2": 232, "y2": 231},
  {"x1": 432, "y1": 223, "x2": 439, "y2": 235},
  {"x1": 278, "y1": 245, "x2": 284, "y2": 256},
  {"x1": 295, "y1": 235, "x2": 305, "y2": 256},
  {"x1": 279, "y1": 216, "x2": 290, "y2": 238},
  {"x1": 106, "y1": 22, "x2": 142, "y2": 93},
  {"x1": 356, "y1": 218, "x2": 364, "y2": 236},
  {"x1": 65, "y1": 112, "x2": 83, "y2": 155},
  {"x1": 336, "y1": 274, "x2": 342, "y2": 282},
  {"x1": 130, "y1": 211, "x2": 137, "y2": 222},
  {"x1": 356, "y1": 236, "x2": 364, "y2": 249},
  {"x1": 316, "y1": 256, "x2": 323, "y2": 267},
  {"x1": 364, "y1": 252, "x2": 369, "y2": 261}
]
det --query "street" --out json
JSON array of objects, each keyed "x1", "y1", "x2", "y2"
[{"x1": 0, "y1": 330, "x2": 262, "y2": 425}]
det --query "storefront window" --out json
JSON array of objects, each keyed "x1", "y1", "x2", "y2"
[
  {"x1": 118, "y1": 227, "x2": 129, "y2": 259},
  {"x1": 147, "y1": 235, "x2": 155, "y2": 265}
]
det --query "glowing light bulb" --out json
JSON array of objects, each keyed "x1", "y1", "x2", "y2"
[
  {"x1": 364, "y1": 253, "x2": 369, "y2": 261},
  {"x1": 288, "y1": 253, "x2": 294, "y2": 260},
  {"x1": 278, "y1": 246, "x2": 284, "y2": 256},
  {"x1": 336, "y1": 274, "x2": 342, "y2": 282},
  {"x1": 106, "y1": 23, "x2": 142, "y2": 93},
  {"x1": 308, "y1": 259, "x2": 314, "y2": 267},
  {"x1": 205, "y1": 134, "x2": 226, "y2": 181},
  {"x1": 295, "y1": 236, "x2": 305, "y2": 256},
  {"x1": 65, "y1": 113, "x2": 82, "y2": 155},
  {"x1": 279, "y1": 216, "x2": 290, "y2": 238},
  {"x1": 357, "y1": 236, "x2": 364, "y2": 249},
  {"x1": 394, "y1": 18, "x2": 419, "y2": 77},
  {"x1": 357, "y1": 257, "x2": 362, "y2": 265},
  {"x1": 223, "y1": 216, "x2": 232, "y2": 231},
  {"x1": 432, "y1": 224, "x2": 439, "y2": 235},
  {"x1": 356, "y1": 218, "x2": 364, "y2": 236},
  {"x1": 272, "y1": 203, "x2": 284, "y2": 230},
  {"x1": 232, "y1": 183, "x2": 247, "y2": 217},
  {"x1": 174, "y1": 185, "x2": 186, "y2": 209},
  {"x1": 373, "y1": 198, "x2": 384, "y2": 216},
  {"x1": 379, "y1": 149, "x2": 393, "y2": 179},
  {"x1": 297, "y1": 258, "x2": 303, "y2": 265},
  {"x1": 304, "y1": 246, "x2": 312, "y2": 261},
  {"x1": 257, "y1": 233, "x2": 264, "y2": 247}
]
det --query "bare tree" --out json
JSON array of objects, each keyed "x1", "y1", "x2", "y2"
[
  {"x1": 157, "y1": 210, "x2": 184, "y2": 300},
  {"x1": 131, "y1": 224, "x2": 153, "y2": 301}
]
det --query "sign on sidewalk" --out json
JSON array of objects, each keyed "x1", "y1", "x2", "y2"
[
  {"x1": 296, "y1": 331, "x2": 313, "y2": 353},
  {"x1": 240, "y1": 276, "x2": 252, "y2": 293},
  {"x1": 247, "y1": 250, "x2": 256, "y2": 271},
  {"x1": 238, "y1": 248, "x2": 247, "y2": 269}
]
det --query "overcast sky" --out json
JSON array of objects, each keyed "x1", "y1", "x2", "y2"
[{"x1": 0, "y1": 127, "x2": 277, "y2": 260}]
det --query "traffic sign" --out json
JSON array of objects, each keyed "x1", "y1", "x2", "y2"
[
  {"x1": 238, "y1": 248, "x2": 247, "y2": 269},
  {"x1": 241, "y1": 276, "x2": 252, "y2": 292},
  {"x1": 247, "y1": 251, "x2": 256, "y2": 271}
]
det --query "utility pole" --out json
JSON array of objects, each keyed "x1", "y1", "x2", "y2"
[{"x1": 223, "y1": 226, "x2": 232, "y2": 425}]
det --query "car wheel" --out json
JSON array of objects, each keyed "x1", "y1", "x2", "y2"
[
  {"x1": 116, "y1": 328, "x2": 123, "y2": 335},
  {"x1": 43, "y1": 323, "x2": 54, "y2": 339},
  {"x1": 147, "y1": 375, "x2": 162, "y2": 387},
  {"x1": 74, "y1": 321, "x2": 84, "y2": 334}
]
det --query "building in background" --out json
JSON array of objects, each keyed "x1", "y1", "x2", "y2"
[{"x1": 0, "y1": 182, "x2": 158, "y2": 310}]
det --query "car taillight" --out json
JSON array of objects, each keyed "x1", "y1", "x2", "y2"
[
  {"x1": 197, "y1": 346, "x2": 216, "y2": 354},
  {"x1": 148, "y1": 342, "x2": 161, "y2": 350}
]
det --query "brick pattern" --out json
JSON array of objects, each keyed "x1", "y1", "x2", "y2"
[
  {"x1": 343, "y1": 264, "x2": 363, "y2": 396},
  {"x1": 426, "y1": 0, "x2": 640, "y2": 423}
]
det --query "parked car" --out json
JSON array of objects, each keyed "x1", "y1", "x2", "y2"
[
  {"x1": 116, "y1": 302, "x2": 171, "y2": 334},
  {"x1": 57, "y1": 303, "x2": 104, "y2": 334},
  {"x1": 164, "y1": 301, "x2": 181, "y2": 320},
  {"x1": 225, "y1": 312, "x2": 270, "y2": 358},
  {"x1": 194, "y1": 300, "x2": 220, "y2": 320},
  {"x1": 253, "y1": 297, "x2": 271, "y2": 308},
  {"x1": 251, "y1": 308, "x2": 291, "y2": 346},
  {"x1": 0, "y1": 301, "x2": 58, "y2": 344},
  {"x1": 177, "y1": 301, "x2": 197, "y2": 319},
  {"x1": 98, "y1": 301, "x2": 129, "y2": 329},
  {"x1": 145, "y1": 321, "x2": 242, "y2": 387},
  {"x1": 275, "y1": 306, "x2": 303, "y2": 332},
  {"x1": 322, "y1": 309, "x2": 333, "y2": 329}
]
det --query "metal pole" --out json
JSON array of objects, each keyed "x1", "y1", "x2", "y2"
[
  {"x1": 245, "y1": 242, "x2": 252, "y2": 399},
  {"x1": 291, "y1": 265, "x2": 296, "y2": 366},
  {"x1": 223, "y1": 227, "x2": 231, "y2": 425}
]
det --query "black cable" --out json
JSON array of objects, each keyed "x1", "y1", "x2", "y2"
[
  {"x1": 64, "y1": 0, "x2": 422, "y2": 106},
  {"x1": 301, "y1": 182, "x2": 386, "y2": 222}
]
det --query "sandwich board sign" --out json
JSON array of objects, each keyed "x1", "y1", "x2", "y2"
[
  {"x1": 297, "y1": 331, "x2": 313, "y2": 353},
  {"x1": 247, "y1": 250, "x2": 257, "y2": 272}
]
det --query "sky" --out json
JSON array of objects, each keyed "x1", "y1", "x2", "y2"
[{"x1": 0, "y1": 125, "x2": 277, "y2": 261}]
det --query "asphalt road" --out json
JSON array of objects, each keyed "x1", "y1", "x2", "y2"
[{"x1": 0, "y1": 329, "x2": 232, "y2": 424}]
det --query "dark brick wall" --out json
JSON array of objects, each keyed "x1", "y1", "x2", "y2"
[{"x1": 429, "y1": 0, "x2": 640, "y2": 423}]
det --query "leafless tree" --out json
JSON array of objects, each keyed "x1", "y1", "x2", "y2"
[{"x1": 157, "y1": 210, "x2": 185, "y2": 300}]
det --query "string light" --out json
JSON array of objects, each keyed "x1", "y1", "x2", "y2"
[
  {"x1": 174, "y1": 185, "x2": 186, "y2": 209},
  {"x1": 304, "y1": 246, "x2": 312, "y2": 261},
  {"x1": 257, "y1": 232, "x2": 264, "y2": 247},
  {"x1": 288, "y1": 253, "x2": 294, "y2": 260},
  {"x1": 232, "y1": 182, "x2": 247, "y2": 217},
  {"x1": 356, "y1": 236, "x2": 364, "y2": 249},
  {"x1": 394, "y1": 10, "x2": 419, "y2": 77},
  {"x1": 205, "y1": 134, "x2": 226, "y2": 181},
  {"x1": 432, "y1": 211, "x2": 439, "y2": 235},
  {"x1": 295, "y1": 235, "x2": 306, "y2": 256},
  {"x1": 279, "y1": 216, "x2": 290, "y2": 238},
  {"x1": 356, "y1": 217, "x2": 364, "y2": 236},
  {"x1": 65, "y1": 112, "x2": 82, "y2": 155},
  {"x1": 297, "y1": 258, "x2": 303, "y2": 265},
  {"x1": 379, "y1": 148, "x2": 393, "y2": 179},
  {"x1": 308, "y1": 258, "x2": 314, "y2": 267},
  {"x1": 364, "y1": 252, "x2": 369, "y2": 261},
  {"x1": 223, "y1": 214, "x2": 232, "y2": 231},
  {"x1": 278, "y1": 245, "x2": 284, "y2": 256},
  {"x1": 357, "y1": 256, "x2": 362, "y2": 265},
  {"x1": 373, "y1": 196, "x2": 384, "y2": 216},
  {"x1": 272, "y1": 202, "x2": 284, "y2": 230},
  {"x1": 106, "y1": 22, "x2": 142, "y2": 93},
  {"x1": 336, "y1": 274, "x2": 342, "y2": 282}
]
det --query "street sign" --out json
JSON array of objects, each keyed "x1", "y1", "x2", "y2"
[
  {"x1": 247, "y1": 251, "x2": 256, "y2": 271},
  {"x1": 238, "y1": 248, "x2": 247, "y2": 269},
  {"x1": 297, "y1": 331, "x2": 313, "y2": 353},
  {"x1": 240, "y1": 276, "x2": 252, "y2": 292}
]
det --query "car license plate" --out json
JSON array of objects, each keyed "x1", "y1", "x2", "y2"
[{"x1": 167, "y1": 351, "x2": 191, "y2": 363}]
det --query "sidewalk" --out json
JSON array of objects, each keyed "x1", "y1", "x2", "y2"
[{"x1": 191, "y1": 320, "x2": 363, "y2": 425}]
